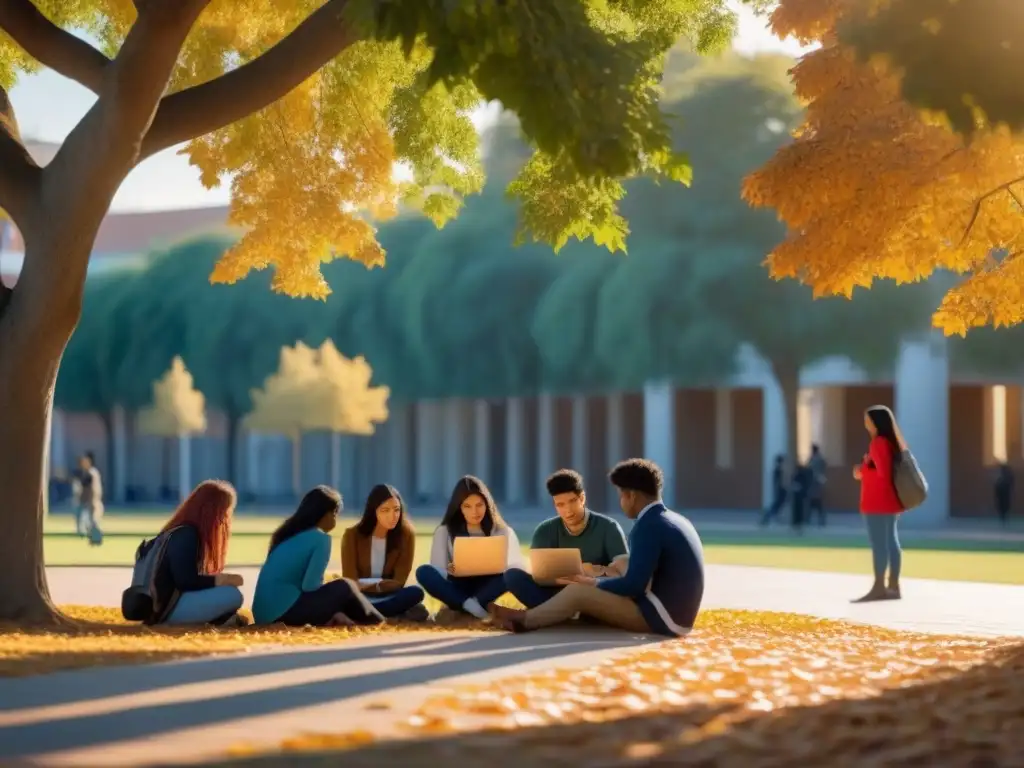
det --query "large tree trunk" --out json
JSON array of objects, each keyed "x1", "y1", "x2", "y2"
[{"x1": 0, "y1": 302, "x2": 76, "y2": 624}]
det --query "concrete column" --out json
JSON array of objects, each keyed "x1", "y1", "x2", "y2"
[
  {"x1": 111, "y1": 405, "x2": 128, "y2": 504},
  {"x1": 329, "y1": 431, "x2": 342, "y2": 490},
  {"x1": 894, "y1": 332, "x2": 950, "y2": 525},
  {"x1": 387, "y1": 405, "x2": 411, "y2": 492},
  {"x1": 178, "y1": 433, "x2": 191, "y2": 501},
  {"x1": 246, "y1": 431, "x2": 260, "y2": 498},
  {"x1": 571, "y1": 395, "x2": 588, "y2": 472},
  {"x1": 505, "y1": 397, "x2": 525, "y2": 506},
  {"x1": 415, "y1": 401, "x2": 442, "y2": 501},
  {"x1": 443, "y1": 399, "x2": 470, "y2": 487},
  {"x1": 643, "y1": 381, "x2": 675, "y2": 505},
  {"x1": 762, "y1": 379, "x2": 786, "y2": 508},
  {"x1": 537, "y1": 393, "x2": 554, "y2": 500},
  {"x1": 606, "y1": 392, "x2": 625, "y2": 470},
  {"x1": 473, "y1": 399, "x2": 490, "y2": 480},
  {"x1": 714, "y1": 389, "x2": 734, "y2": 470},
  {"x1": 50, "y1": 409, "x2": 67, "y2": 478},
  {"x1": 817, "y1": 387, "x2": 846, "y2": 465}
]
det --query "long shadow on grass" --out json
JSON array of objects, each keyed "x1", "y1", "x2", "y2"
[
  {"x1": 205, "y1": 640, "x2": 1024, "y2": 767},
  {"x1": 0, "y1": 628, "x2": 656, "y2": 759}
]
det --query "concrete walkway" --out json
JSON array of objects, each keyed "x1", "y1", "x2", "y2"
[
  {"x1": 46, "y1": 563, "x2": 1024, "y2": 637},
  {"x1": 4, "y1": 564, "x2": 1020, "y2": 766},
  {"x1": 0, "y1": 629, "x2": 654, "y2": 766}
]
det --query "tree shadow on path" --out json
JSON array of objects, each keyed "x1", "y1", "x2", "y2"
[
  {"x1": 0, "y1": 628, "x2": 656, "y2": 760},
  {"x1": 205, "y1": 640, "x2": 1024, "y2": 767}
]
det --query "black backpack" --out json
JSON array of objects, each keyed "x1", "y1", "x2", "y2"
[{"x1": 121, "y1": 526, "x2": 182, "y2": 623}]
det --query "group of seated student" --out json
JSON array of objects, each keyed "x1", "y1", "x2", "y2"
[{"x1": 125, "y1": 458, "x2": 705, "y2": 637}]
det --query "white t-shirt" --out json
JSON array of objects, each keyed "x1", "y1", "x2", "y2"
[
  {"x1": 370, "y1": 536, "x2": 387, "y2": 579},
  {"x1": 428, "y1": 524, "x2": 525, "y2": 571}
]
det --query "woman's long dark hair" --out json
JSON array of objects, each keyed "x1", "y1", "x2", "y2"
[
  {"x1": 440, "y1": 475, "x2": 506, "y2": 538},
  {"x1": 866, "y1": 405, "x2": 902, "y2": 465},
  {"x1": 268, "y1": 485, "x2": 342, "y2": 553},
  {"x1": 356, "y1": 484, "x2": 414, "y2": 552}
]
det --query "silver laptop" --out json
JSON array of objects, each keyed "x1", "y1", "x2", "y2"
[
  {"x1": 452, "y1": 535, "x2": 508, "y2": 576},
  {"x1": 530, "y1": 548, "x2": 584, "y2": 585}
]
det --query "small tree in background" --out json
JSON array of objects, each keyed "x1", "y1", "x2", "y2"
[
  {"x1": 246, "y1": 342, "x2": 389, "y2": 497},
  {"x1": 137, "y1": 357, "x2": 207, "y2": 502}
]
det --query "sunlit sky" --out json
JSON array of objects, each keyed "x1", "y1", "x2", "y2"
[{"x1": 9, "y1": 4, "x2": 811, "y2": 213}]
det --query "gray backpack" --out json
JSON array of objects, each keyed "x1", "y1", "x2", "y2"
[
  {"x1": 121, "y1": 526, "x2": 182, "y2": 623},
  {"x1": 893, "y1": 449, "x2": 928, "y2": 510}
]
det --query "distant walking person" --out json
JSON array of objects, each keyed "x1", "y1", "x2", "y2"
[
  {"x1": 790, "y1": 463, "x2": 812, "y2": 533},
  {"x1": 852, "y1": 405, "x2": 905, "y2": 602},
  {"x1": 807, "y1": 444, "x2": 828, "y2": 526},
  {"x1": 72, "y1": 452, "x2": 104, "y2": 546},
  {"x1": 995, "y1": 463, "x2": 1015, "y2": 526},
  {"x1": 760, "y1": 455, "x2": 787, "y2": 526}
]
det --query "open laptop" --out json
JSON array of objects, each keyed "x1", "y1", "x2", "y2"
[
  {"x1": 452, "y1": 535, "x2": 508, "y2": 576},
  {"x1": 530, "y1": 548, "x2": 584, "y2": 586}
]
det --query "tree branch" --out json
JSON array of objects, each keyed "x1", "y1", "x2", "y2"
[
  {"x1": 0, "y1": 0, "x2": 110, "y2": 93},
  {"x1": 0, "y1": 84, "x2": 41, "y2": 228},
  {"x1": 959, "y1": 175, "x2": 1024, "y2": 248},
  {"x1": 140, "y1": 0, "x2": 354, "y2": 159}
]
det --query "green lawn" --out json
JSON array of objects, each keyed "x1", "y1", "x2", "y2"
[{"x1": 43, "y1": 514, "x2": 1024, "y2": 585}]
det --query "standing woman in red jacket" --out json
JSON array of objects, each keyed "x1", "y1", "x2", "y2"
[{"x1": 852, "y1": 405, "x2": 906, "y2": 602}]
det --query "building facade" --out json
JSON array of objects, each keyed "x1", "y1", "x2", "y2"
[{"x1": 48, "y1": 333, "x2": 1020, "y2": 525}]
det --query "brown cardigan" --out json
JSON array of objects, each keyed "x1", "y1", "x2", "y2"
[{"x1": 340, "y1": 525, "x2": 415, "y2": 594}]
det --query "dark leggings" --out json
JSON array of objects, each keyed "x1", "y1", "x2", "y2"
[{"x1": 278, "y1": 578, "x2": 385, "y2": 627}]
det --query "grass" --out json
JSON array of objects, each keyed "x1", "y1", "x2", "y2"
[{"x1": 43, "y1": 515, "x2": 1024, "y2": 584}]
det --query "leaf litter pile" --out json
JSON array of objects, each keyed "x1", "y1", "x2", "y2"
[
  {"x1": 217, "y1": 611, "x2": 1024, "y2": 767},
  {"x1": 0, "y1": 605, "x2": 481, "y2": 677}
]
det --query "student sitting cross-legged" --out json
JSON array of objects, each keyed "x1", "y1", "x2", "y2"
[
  {"x1": 340, "y1": 484, "x2": 429, "y2": 622},
  {"x1": 504, "y1": 468, "x2": 628, "y2": 609},
  {"x1": 415, "y1": 475, "x2": 524, "y2": 620},
  {"x1": 125, "y1": 479, "x2": 248, "y2": 627},
  {"x1": 491, "y1": 459, "x2": 705, "y2": 636},
  {"x1": 252, "y1": 486, "x2": 384, "y2": 627}
]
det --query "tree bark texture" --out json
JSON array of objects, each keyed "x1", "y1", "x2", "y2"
[
  {"x1": 0, "y1": 288, "x2": 72, "y2": 623},
  {"x1": 0, "y1": 0, "x2": 357, "y2": 624}
]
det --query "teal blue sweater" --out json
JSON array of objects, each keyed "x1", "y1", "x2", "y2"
[{"x1": 252, "y1": 528, "x2": 332, "y2": 624}]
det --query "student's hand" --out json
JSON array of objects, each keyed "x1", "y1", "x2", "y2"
[
  {"x1": 556, "y1": 575, "x2": 598, "y2": 587},
  {"x1": 446, "y1": 563, "x2": 457, "y2": 576},
  {"x1": 215, "y1": 573, "x2": 244, "y2": 587},
  {"x1": 581, "y1": 563, "x2": 606, "y2": 578},
  {"x1": 378, "y1": 579, "x2": 401, "y2": 592},
  {"x1": 852, "y1": 465, "x2": 862, "y2": 481}
]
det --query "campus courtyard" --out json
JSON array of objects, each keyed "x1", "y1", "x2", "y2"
[{"x1": 2, "y1": 510, "x2": 1022, "y2": 766}]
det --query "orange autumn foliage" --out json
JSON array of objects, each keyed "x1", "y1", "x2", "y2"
[{"x1": 742, "y1": 0, "x2": 1024, "y2": 334}]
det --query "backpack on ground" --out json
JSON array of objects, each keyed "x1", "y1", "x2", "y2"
[
  {"x1": 121, "y1": 526, "x2": 181, "y2": 623},
  {"x1": 894, "y1": 449, "x2": 928, "y2": 510}
]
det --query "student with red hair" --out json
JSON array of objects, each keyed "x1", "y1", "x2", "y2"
[{"x1": 153, "y1": 479, "x2": 247, "y2": 626}]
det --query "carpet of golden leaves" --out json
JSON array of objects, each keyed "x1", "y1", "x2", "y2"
[
  {"x1": 0, "y1": 605, "x2": 486, "y2": 678},
  {"x1": 213, "y1": 611, "x2": 1024, "y2": 767}
]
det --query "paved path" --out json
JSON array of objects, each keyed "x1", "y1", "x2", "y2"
[
  {"x1": 0, "y1": 629, "x2": 654, "y2": 766},
  {"x1": 47, "y1": 563, "x2": 1024, "y2": 637},
  {"x1": 5, "y1": 565, "x2": 1021, "y2": 766}
]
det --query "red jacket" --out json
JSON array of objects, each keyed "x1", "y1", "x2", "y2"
[{"x1": 859, "y1": 436, "x2": 904, "y2": 514}]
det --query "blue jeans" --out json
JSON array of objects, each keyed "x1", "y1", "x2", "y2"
[
  {"x1": 163, "y1": 586, "x2": 244, "y2": 625},
  {"x1": 415, "y1": 565, "x2": 508, "y2": 612},
  {"x1": 368, "y1": 585, "x2": 426, "y2": 617},
  {"x1": 504, "y1": 567, "x2": 562, "y2": 609},
  {"x1": 864, "y1": 514, "x2": 902, "y2": 581}
]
